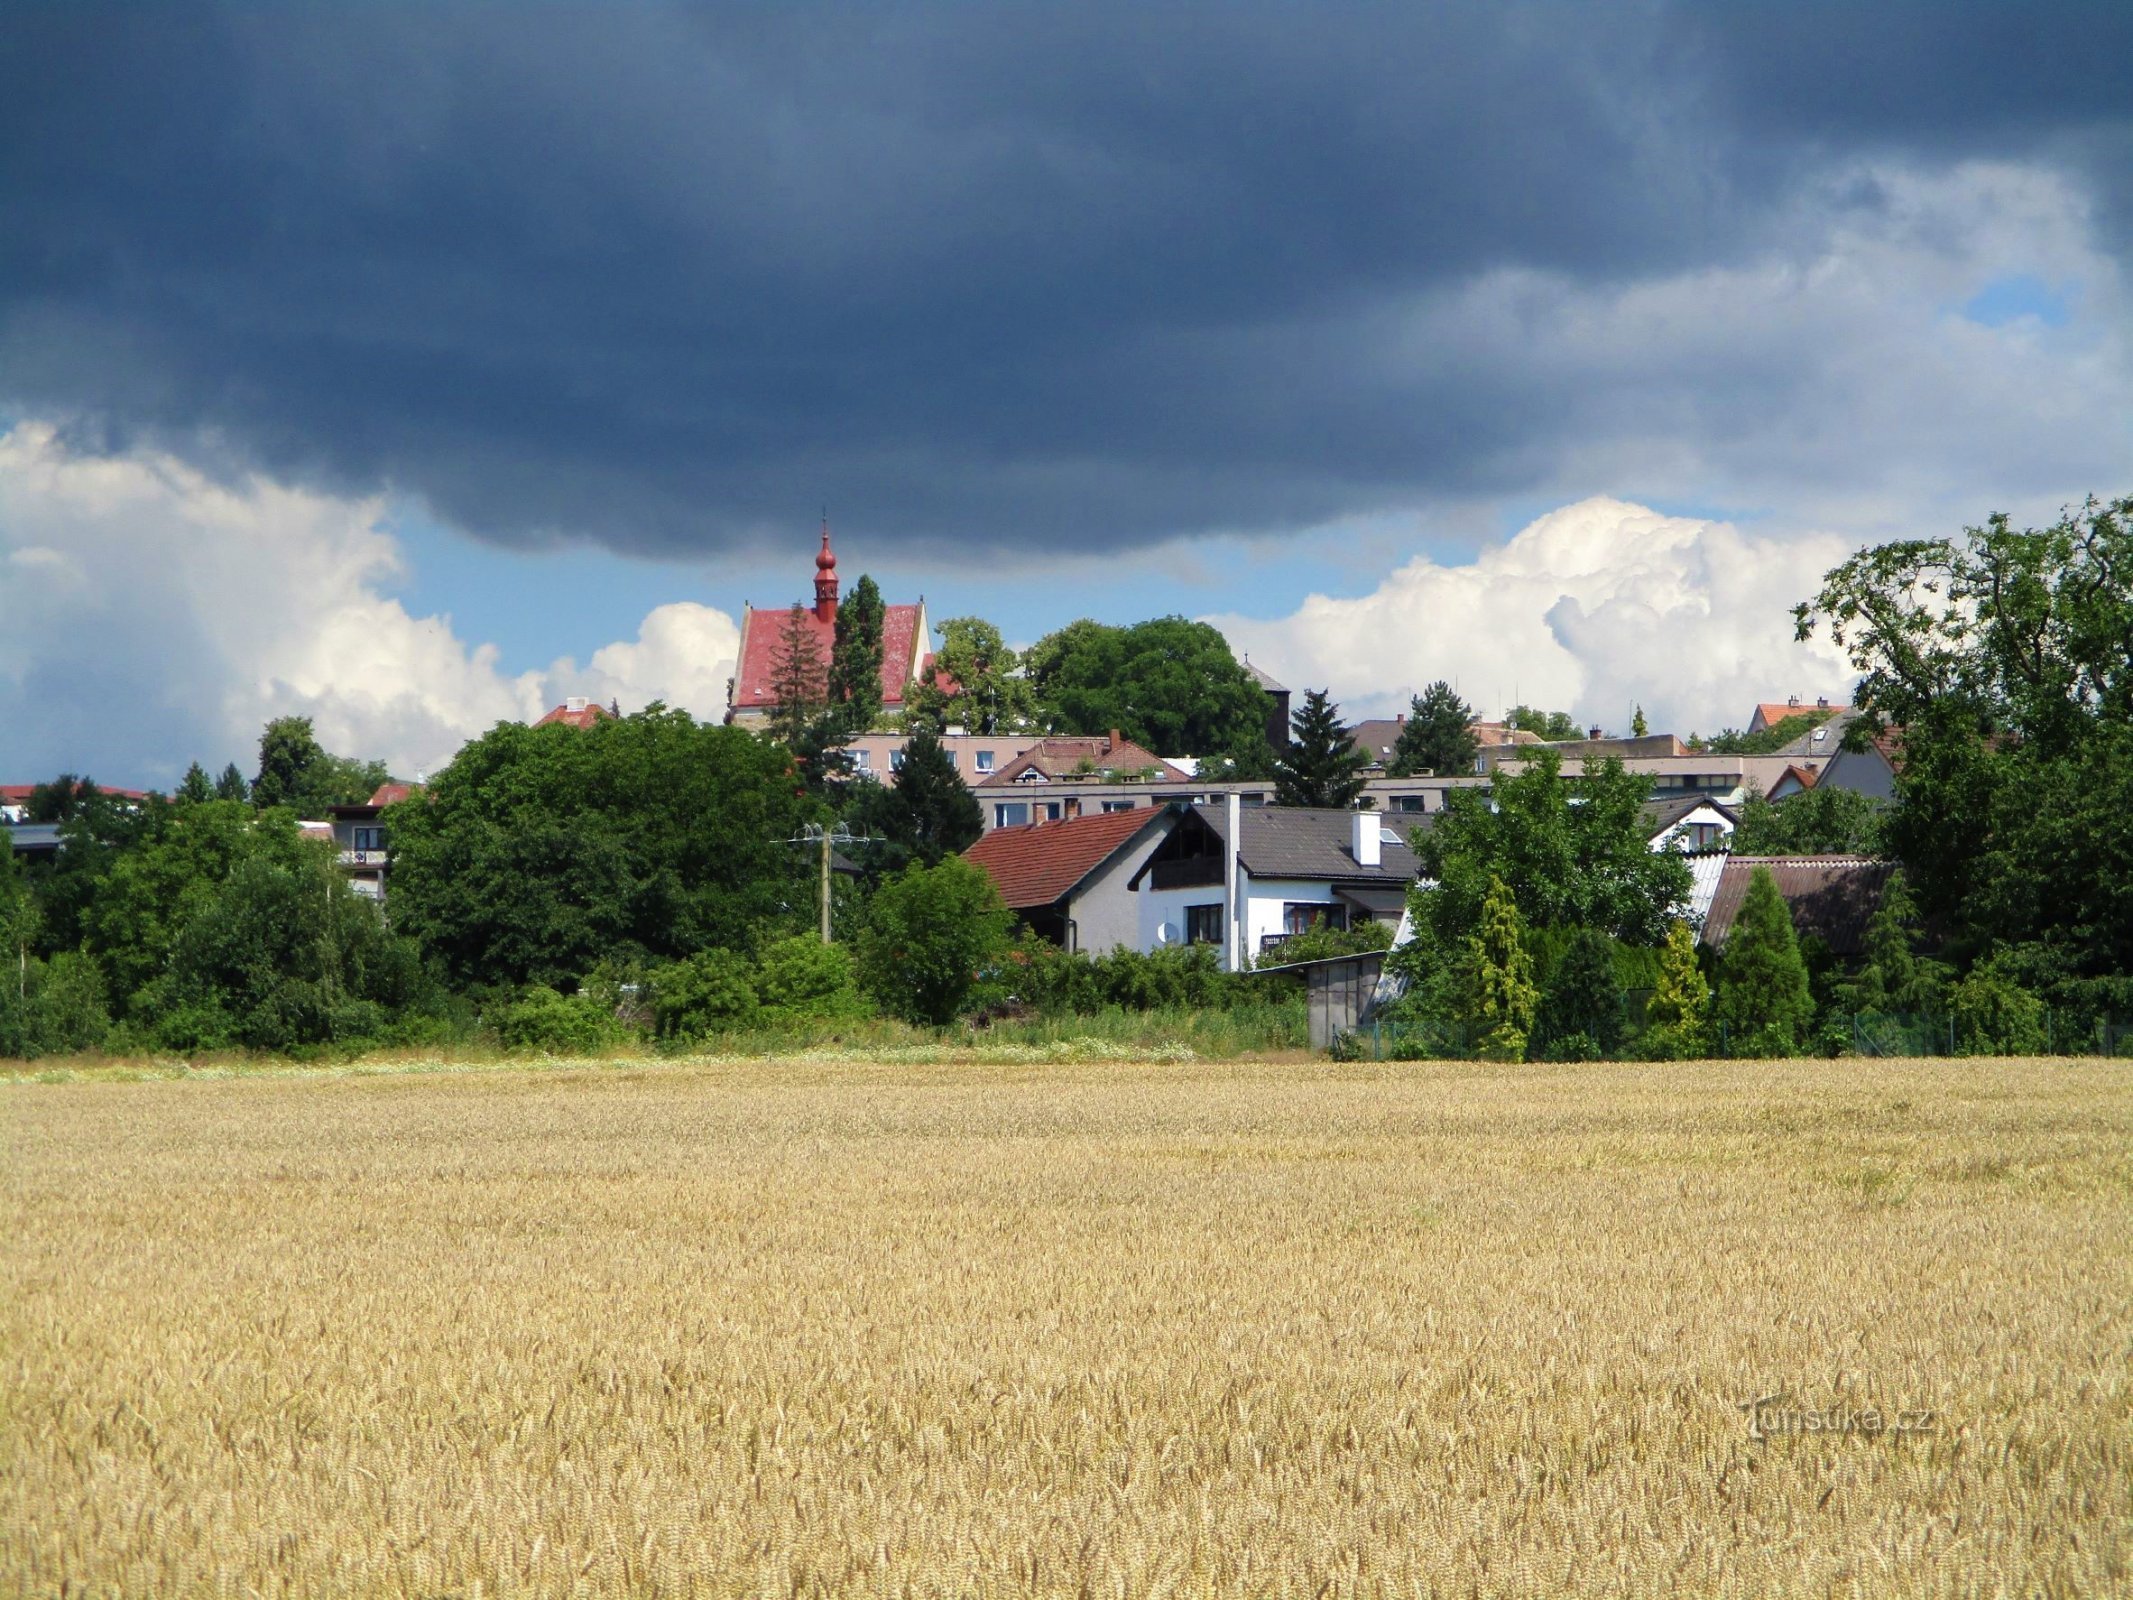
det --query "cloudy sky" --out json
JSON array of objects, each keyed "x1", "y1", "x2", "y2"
[{"x1": 4, "y1": 2, "x2": 2130, "y2": 785}]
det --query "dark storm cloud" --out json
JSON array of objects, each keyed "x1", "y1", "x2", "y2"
[{"x1": 1, "y1": 2, "x2": 2128, "y2": 556}]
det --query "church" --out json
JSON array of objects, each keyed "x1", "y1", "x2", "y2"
[{"x1": 725, "y1": 523, "x2": 934, "y2": 726}]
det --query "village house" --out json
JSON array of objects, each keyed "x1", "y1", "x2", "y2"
[
  {"x1": 326, "y1": 782, "x2": 415, "y2": 902},
  {"x1": 725, "y1": 523, "x2": 932, "y2": 727}
]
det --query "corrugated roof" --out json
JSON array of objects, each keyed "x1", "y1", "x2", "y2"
[
  {"x1": 1701, "y1": 855, "x2": 1892, "y2": 957},
  {"x1": 1195, "y1": 804, "x2": 1424, "y2": 884},
  {"x1": 962, "y1": 806, "x2": 1170, "y2": 909}
]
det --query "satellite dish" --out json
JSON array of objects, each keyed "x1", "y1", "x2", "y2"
[{"x1": 1155, "y1": 921, "x2": 1180, "y2": 945}]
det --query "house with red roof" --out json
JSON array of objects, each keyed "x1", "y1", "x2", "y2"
[
  {"x1": 535, "y1": 697, "x2": 617, "y2": 730},
  {"x1": 1747, "y1": 696, "x2": 1848, "y2": 734},
  {"x1": 725, "y1": 522, "x2": 931, "y2": 727},
  {"x1": 963, "y1": 806, "x2": 1175, "y2": 951},
  {"x1": 326, "y1": 781, "x2": 417, "y2": 902}
]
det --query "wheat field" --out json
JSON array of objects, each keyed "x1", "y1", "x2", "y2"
[{"x1": 3, "y1": 1055, "x2": 2129, "y2": 1597}]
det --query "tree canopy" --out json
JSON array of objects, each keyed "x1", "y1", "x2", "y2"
[
  {"x1": 1024, "y1": 616, "x2": 1271, "y2": 757},
  {"x1": 385, "y1": 706, "x2": 820, "y2": 991},
  {"x1": 1388, "y1": 682, "x2": 1477, "y2": 777},
  {"x1": 1274, "y1": 690, "x2": 1368, "y2": 809},
  {"x1": 907, "y1": 617, "x2": 1035, "y2": 735},
  {"x1": 251, "y1": 716, "x2": 391, "y2": 816}
]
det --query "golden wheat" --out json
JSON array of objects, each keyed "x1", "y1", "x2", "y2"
[{"x1": 3, "y1": 1056, "x2": 2129, "y2": 1597}]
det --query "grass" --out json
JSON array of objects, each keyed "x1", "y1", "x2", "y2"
[{"x1": 3, "y1": 1055, "x2": 2129, "y2": 1596}]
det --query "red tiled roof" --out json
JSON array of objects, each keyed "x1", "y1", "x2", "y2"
[
  {"x1": 986, "y1": 734, "x2": 1188, "y2": 786},
  {"x1": 963, "y1": 806, "x2": 1168, "y2": 909},
  {"x1": 731, "y1": 602, "x2": 926, "y2": 711},
  {"x1": 1749, "y1": 701, "x2": 1849, "y2": 732},
  {"x1": 535, "y1": 701, "x2": 616, "y2": 730},
  {"x1": 1, "y1": 782, "x2": 151, "y2": 802},
  {"x1": 1775, "y1": 763, "x2": 1820, "y2": 791},
  {"x1": 368, "y1": 783, "x2": 414, "y2": 807}
]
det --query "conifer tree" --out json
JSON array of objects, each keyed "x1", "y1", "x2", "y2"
[
  {"x1": 1388, "y1": 681, "x2": 1478, "y2": 777},
  {"x1": 176, "y1": 763, "x2": 214, "y2": 804},
  {"x1": 1274, "y1": 689, "x2": 1369, "y2": 808},
  {"x1": 826, "y1": 574, "x2": 887, "y2": 739},
  {"x1": 1643, "y1": 918, "x2": 1710, "y2": 1059},
  {"x1": 1631, "y1": 705, "x2": 1649, "y2": 737},
  {"x1": 1535, "y1": 927, "x2": 1623, "y2": 1059},
  {"x1": 1838, "y1": 870, "x2": 1946, "y2": 1016},
  {"x1": 214, "y1": 763, "x2": 250, "y2": 802},
  {"x1": 878, "y1": 725, "x2": 982, "y2": 867},
  {"x1": 1711, "y1": 867, "x2": 1814, "y2": 1056},
  {"x1": 1461, "y1": 875, "x2": 1537, "y2": 1060}
]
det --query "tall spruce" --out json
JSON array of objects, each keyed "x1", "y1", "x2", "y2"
[
  {"x1": 1462, "y1": 875, "x2": 1538, "y2": 1061},
  {"x1": 880, "y1": 725, "x2": 982, "y2": 867},
  {"x1": 826, "y1": 574, "x2": 887, "y2": 739},
  {"x1": 214, "y1": 763, "x2": 250, "y2": 802},
  {"x1": 1712, "y1": 866, "x2": 1814, "y2": 1056},
  {"x1": 1388, "y1": 681, "x2": 1478, "y2": 777},
  {"x1": 1643, "y1": 919, "x2": 1710, "y2": 1059},
  {"x1": 176, "y1": 763, "x2": 215, "y2": 804},
  {"x1": 1535, "y1": 927, "x2": 1624, "y2": 1059},
  {"x1": 1274, "y1": 690, "x2": 1369, "y2": 808}
]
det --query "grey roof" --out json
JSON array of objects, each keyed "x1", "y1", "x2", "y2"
[
  {"x1": 1773, "y1": 708, "x2": 1858, "y2": 758},
  {"x1": 1348, "y1": 718, "x2": 1406, "y2": 765},
  {"x1": 1194, "y1": 804, "x2": 1424, "y2": 884},
  {"x1": 1242, "y1": 656, "x2": 1286, "y2": 692},
  {"x1": 1641, "y1": 794, "x2": 1737, "y2": 835},
  {"x1": 4, "y1": 821, "x2": 63, "y2": 854}
]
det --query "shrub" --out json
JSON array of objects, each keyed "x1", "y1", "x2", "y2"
[
  {"x1": 753, "y1": 936, "x2": 868, "y2": 1025},
  {"x1": 1711, "y1": 868, "x2": 1813, "y2": 1057},
  {"x1": 1460, "y1": 876, "x2": 1536, "y2": 1062},
  {"x1": 493, "y1": 986, "x2": 623, "y2": 1053},
  {"x1": 1255, "y1": 917, "x2": 1393, "y2": 969},
  {"x1": 1947, "y1": 966, "x2": 2047, "y2": 1056},
  {"x1": 648, "y1": 950, "x2": 759, "y2": 1039},
  {"x1": 858, "y1": 857, "x2": 1013, "y2": 1025}
]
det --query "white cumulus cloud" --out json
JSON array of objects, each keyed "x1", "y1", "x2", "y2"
[
  {"x1": 1211, "y1": 497, "x2": 1859, "y2": 738},
  {"x1": 0, "y1": 422, "x2": 738, "y2": 786}
]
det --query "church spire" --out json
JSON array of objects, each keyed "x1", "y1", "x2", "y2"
[{"x1": 813, "y1": 512, "x2": 839, "y2": 624}]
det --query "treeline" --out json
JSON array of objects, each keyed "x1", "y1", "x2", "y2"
[{"x1": 0, "y1": 706, "x2": 1304, "y2": 1059}]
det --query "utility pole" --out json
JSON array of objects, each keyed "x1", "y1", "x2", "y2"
[{"x1": 788, "y1": 822, "x2": 877, "y2": 944}]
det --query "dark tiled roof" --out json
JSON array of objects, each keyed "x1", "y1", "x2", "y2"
[
  {"x1": 986, "y1": 735, "x2": 1189, "y2": 785},
  {"x1": 1641, "y1": 795, "x2": 1737, "y2": 835},
  {"x1": 1349, "y1": 719, "x2": 1408, "y2": 765},
  {"x1": 1701, "y1": 855, "x2": 1893, "y2": 958},
  {"x1": 1196, "y1": 804, "x2": 1424, "y2": 884},
  {"x1": 962, "y1": 807, "x2": 1169, "y2": 909}
]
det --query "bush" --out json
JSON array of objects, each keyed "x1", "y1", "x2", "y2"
[
  {"x1": 493, "y1": 986, "x2": 623, "y2": 1053},
  {"x1": 1947, "y1": 966, "x2": 2047, "y2": 1056},
  {"x1": 648, "y1": 950, "x2": 759, "y2": 1039},
  {"x1": 1533, "y1": 928, "x2": 1624, "y2": 1060},
  {"x1": 1254, "y1": 917, "x2": 1393, "y2": 969},
  {"x1": 858, "y1": 857, "x2": 1013, "y2": 1025},
  {"x1": 753, "y1": 936, "x2": 868, "y2": 1025}
]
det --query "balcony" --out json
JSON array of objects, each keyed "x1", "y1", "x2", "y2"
[
  {"x1": 1145, "y1": 857, "x2": 1222, "y2": 891},
  {"x1": 338, "y1": 849, "x2": 389, "y2": 868}
]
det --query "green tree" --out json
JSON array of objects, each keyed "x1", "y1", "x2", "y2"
[
  {"x1": 648, "y1": 949, "x2": 760, "y2": 1039},
  {"x1": 250, "y1": 716, "x2": 389, "y2": 815},
  {"x1": 1642, "y1": 920, "x2": 1711, "y2": 1059},
  {"x1": 1838, "y1": 870, "x2": 1946, "y2": 1016},
  {"x1": 1711, "y1": 867, "x2": 1814, "y2": 1056},
  {"x1": 1533, "y1": 927, "x2": 1624, "y2": 1059},
  {"x1": 386, "y1": 706, "x2": 820, "y2": 992},
  {"x1": 1411, "y1": 750, "x2": 1691, "y2": 947},
  {"x1": 1024, "y1": 616, "x2": 1273, "y2": 757},
  {"x1": 841, "y1": 725, "x2": 982, "y2": 876},
  {"x1": 766, "y1": 604, "x2": 831, "y2": 759},
  {"x1": 1459, "y1": 876, "x2": 1537, "y2": 1060},
  {"x1": 1274, "y1": 690, "x2": 1369, "y2": 808},
  {"x1": 826, "y1": 574, "x2": 887, "y2": 739},
  {"x1": 1797, "y1": 494, "x2": 2133, "y2": 976},
  {"x1": 1388, "y1": 681, "x2": 1478, "y2": 777},
  {"x1": 1508, "y1": 706, "x2": 1582, "y2": 741},
  {"x1": 857, "y1": 856, "x2": 1012, "y2": 1025},
  {"x1": 215, "y1": 763, "x2": 250, "y2": 802},
  {"x1": 1631, "y1": 705, "x2": 1649, "y2": 738},
  {"x1": 26, "y1": 774, "x2": 100, "y2": 823},
  {"x1": 907, "y1": 617, "x2": 1035, "y2": 736},
  {"x1": 176, "y1": 763, "x2": 215, "y2": 804},
  {"x1": 1728, "y1": 786, "x2": 1885, "y2": 855},
  {"x1": 753, "y1": 935, "x2": 868, "y2": 1024}
]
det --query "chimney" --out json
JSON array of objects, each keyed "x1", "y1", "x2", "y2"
[
  {"x1": 1352, "y1": 809, "x2": 1382, "y2": 870},
  {"x1": 1107, "y1": 728, "x2": 1121, "y2": 754},
  {"x1": 1588, "y1": 724, "x2": 1603, "y2": 741}
]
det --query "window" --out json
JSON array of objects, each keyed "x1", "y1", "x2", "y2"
[
  {"x1": 1101, "y1": 800, "x2": 1138, "y2": 813},
  {"x1": 352, "y1": 827, "x2": 386, "y2": 852},
  {"x1": 890, "y1": 748, "x2": 906, "y2": 772},
  {"x1": 1283, "y1": 901, "x2": 1347, "y2": 936},
  {"x1": 994, "y1": 802, "x2": 1028, "y2": 828},
  {"x1": 851, "y1": 749, "x2": 871, "y2": 772},
  {"x1": 1185, "y1": 903, "x2": 1224, "y2": 945},
  {"x1": 975, "y1": 750, "x2": 995, "y2": 773},
  {"x1": 1035, "y1": 801, "x2": 1062, "y2": 822},
  {"x1": 1393, "y1": 795, "x2": 1427, "y2": 813}
]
